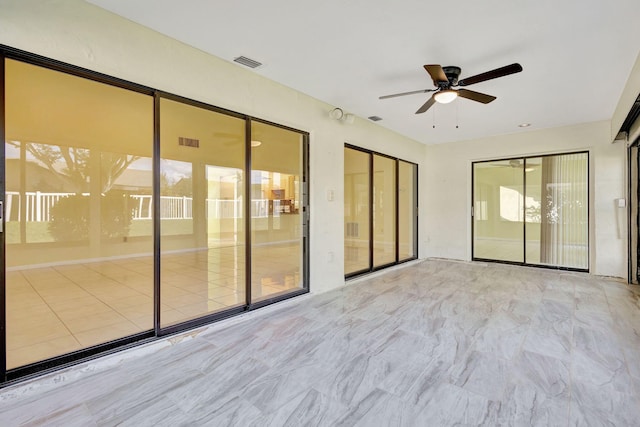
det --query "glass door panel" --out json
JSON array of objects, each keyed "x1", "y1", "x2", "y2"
[
  {"x1": 473, "y1": 160, "x2": 525, "y2": 263},
  {"x1": 250, "y1": 121, "x2": 304, "y2": 303},
  {"x1": 398, "y1": 161, "x2": 417, "y2": 261},
  {"x1": 373, "y1": 155, "x2": 396, "y2": 267},
  {"x1": 5, "y1": 59, "x2": 154, "y2": 369},
  {"x1": 525, "y1": 158, "x2": 543, "y2": 264},
  {"x1": 344, "y1": 148, "x2": 371, "y2": 274},
  {"x1": 159, "y1": 98, "x2": 245, "y2": 326},
  {"x1": 534, "y1": 153, "x2": 588, "y2": 269}
]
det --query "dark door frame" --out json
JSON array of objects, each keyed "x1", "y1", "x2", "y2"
[
  {"x1": 344, "y1": 144, "x2": 419, "y2": 279},
  {"x1": 471, "y1": 151, "x2": 590, "y2": 273},
  {"x1": 0, "y1": 44, "x2": 310, "y2": 385}
]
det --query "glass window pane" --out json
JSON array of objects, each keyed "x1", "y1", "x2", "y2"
[
  {"x1": 344, "y1": 148, "x2": 371, "y2": 274},
  {"x1": 160, "y1": 98, "x2": 245, "y2": 326},
  {"x1": 250, "y1": 121, "x2": 304, "y2": 302},
  {"x1": 5, "y1": 59, "x2": 154, "y2": 368},
  {"x1": 473, "y1": 160, "x2": 525, "y2": 263},
  {"x1": 534, "y1": 153, "x2": 588, "y2": 269},
  {"x1": 525, "y1": 158, "x2": 543, "y2": 264},
  {"x1": 398, "y1": 161, "x2": 417, "y2": 261},
  {"x1": 373, "y1": 155, "x2": 396, "y2": 267}
]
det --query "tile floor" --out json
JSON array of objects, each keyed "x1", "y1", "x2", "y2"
[
  {"x1": 1, "y1": 259, "x2": 640, "y2": 425},
  {"x1": 6, "y1": 244, "x2": 301, "y2": 369}
]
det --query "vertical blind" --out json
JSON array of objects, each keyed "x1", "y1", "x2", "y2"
[{"x1": 539, "y1": 153, "x2": 588, "y2": 269}]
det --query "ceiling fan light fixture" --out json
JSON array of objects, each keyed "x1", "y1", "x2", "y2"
[{"x1": 434, "y1": 89, "x2": 458, "y2": 104}]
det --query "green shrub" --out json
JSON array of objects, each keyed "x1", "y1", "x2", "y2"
[{"x1": 48, "y1": 192, "x2": 133, "y2": 241}]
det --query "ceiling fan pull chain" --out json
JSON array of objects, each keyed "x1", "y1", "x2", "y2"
[
  {"x1": 432, "y1": 108, "x2": 436, "y2": 129},
  {"x1": 456, "y1": 102, "x2": 459, "y2": 129}
]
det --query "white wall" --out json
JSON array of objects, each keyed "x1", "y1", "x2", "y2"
[
  {"x1": 0, "y1": 0, "x2": 427, "y2": 294},
  {"x1": 424, "y1": 121, "x2": 627, "y2": 277}
]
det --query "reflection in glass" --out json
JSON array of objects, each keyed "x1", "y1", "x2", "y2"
[
  {"x1": 250, "y1": 121, "x2": 304, "y2": 302},
  {"x1": 525, "y1": 158, "x2": 543, "y2": 263},
  {"x1": 160, "y1": 98, "x2": 245, "y2": 326},
  {"x1": 344, "y1": 148, "x2": 371, "y2": 274},
  {"x1": 536, "y1": 153, "x2": 588, "y2": 269},
  {"x1": 473, "y1": 160, "x2": 525, "y2": 262},
  {"x1": 373, "y1": 155, "x2": 396, "y2": 267},
  {"x1": 398, "y1": 161, "x2": 417, "y2": 261},
  {"x1": 5, "y1": 59, "x2": 154, "y2": 368}
]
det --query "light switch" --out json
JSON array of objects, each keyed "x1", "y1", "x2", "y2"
[
  {"x1": 327, "y1": 189, "x2": 334, "y2": 202},
  {"x1": 617, "y1": 198, "x2": 626, "y2": 208}
]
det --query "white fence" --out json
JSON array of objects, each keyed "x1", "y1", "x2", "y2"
[{"x1": 5, "y1": 192, "x2": 277, "y2": 222}]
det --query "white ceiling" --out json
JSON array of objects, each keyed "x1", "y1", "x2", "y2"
[{"x1": 88, "y1": 0, "x2": 640, "y2": 145}]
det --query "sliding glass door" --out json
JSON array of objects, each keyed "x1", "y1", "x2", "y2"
[
  {"x1": 344, "y1": 145, "x2": 418, "y2": 277},
  {"x1": 473, "y1": 160, "x2": 525, "y2": 262},
  {"x1": 250, "y1": 121, "x2": 306, "y2": 303},
  {"x1": 373, "y1": 154, "x2": 396, "y2": 268},
  {"x1": 4, "y1": 59, "x2": 154, "y2": 369},
  {"x1": 344, "y1": 148, "x2": 371, "y2": 275},
  {"x1": 159, "y1": 98, "x2": 246, "y2": 327},
  {"x1": 473, "y1": 153, "x2": 588, "y2": 270},
  {"x1": 1, "y1": 50, "x2": 310, "y2": 382},
  {"x1": 398, "y1": 161, "x2": 418, "y2": 261}
]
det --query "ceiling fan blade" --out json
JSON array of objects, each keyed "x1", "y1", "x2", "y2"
[
  {"x1": 457, "y1": 63, "x2": 523, "y2": 87},
  {"x1": 424, "y1": 64, "x2": 448, "y2": 86},
  {"x1": 415, "y1": 95, "x2": 436, "y2": 114},
  {"x1": 457, "y1": 88, "x2": 496, "y2": 104},
  {"x1": 379, "y1": 88, "x2": 436, "y2": 100}
]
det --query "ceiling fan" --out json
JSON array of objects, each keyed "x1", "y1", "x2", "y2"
[
  {"x1": 494, "y1": 159, "x2": 532, "y2": 168},
  {"x1": 491, "y1": 159, "x2": 539, "y2": 171},
  {"x1": 380, "y1": 63, "x2": 523, "y2": 114}
]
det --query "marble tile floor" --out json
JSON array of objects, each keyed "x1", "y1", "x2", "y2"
[{"x1": 1, "y1": 259, "x2": 640, "y2": 426}]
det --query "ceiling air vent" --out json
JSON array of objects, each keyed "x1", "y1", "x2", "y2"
[
  {"x1": 233, "y1": 56, "x2": 262, "y2": 69},
  {"x1": 368, "y1": 116, "x2": 383, "y2": 122},
  {"x1": 179, "y1": 137, "x2": 200, "y2": 148}
]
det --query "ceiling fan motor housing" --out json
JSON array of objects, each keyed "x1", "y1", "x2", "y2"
[{"x1": 442, "y1": 66, "x2": 462, "y2": 86}]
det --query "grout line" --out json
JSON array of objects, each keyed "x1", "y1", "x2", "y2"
[{"x1": 567, "y1": 275, "x2": 575, "y2": 427}]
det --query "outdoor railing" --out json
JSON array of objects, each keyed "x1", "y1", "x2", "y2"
[{"x1": 5, "y1": 192, "x2": 278, "y2": 221}]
